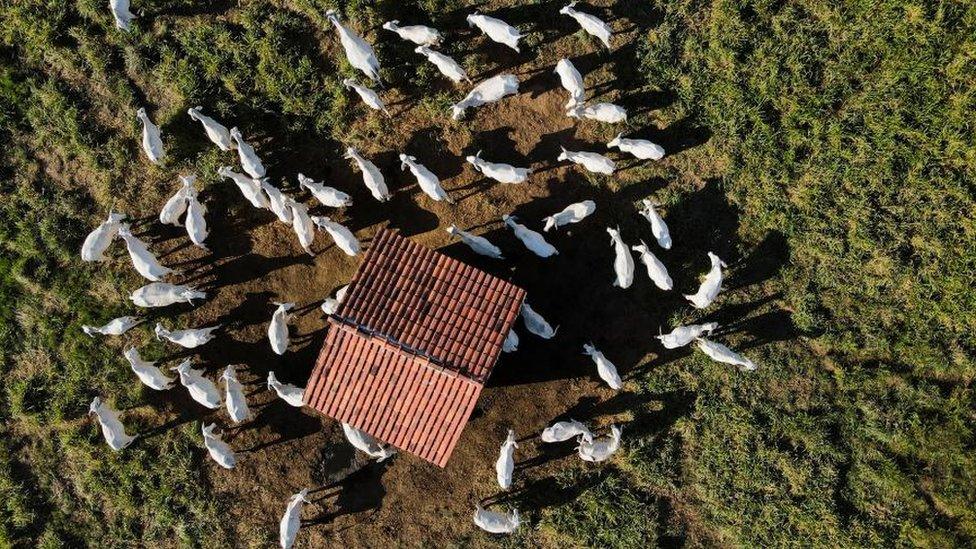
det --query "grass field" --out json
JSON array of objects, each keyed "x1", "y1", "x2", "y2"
[{"x1": 1, "y1": 0, "x2": 974, "y2": 547}]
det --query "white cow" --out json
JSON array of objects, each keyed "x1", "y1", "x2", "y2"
[
  {"x1": 279, "y1": 489, "x2": 310, "y2": 549},
  {"x1": 118, "y1": 225, "x2": 174, "y2": 282},
  {"x1": 695, "y1": 338, "x2": 757, "y2": 371},
  {"x1": 684, "y1": 252, "x2": 726, "y2": 309},
  {"x1": 382, "y1": 21, "x2": 442, "y2": 46},
  {"x1": 450, "y1": 74, "x2": 519, "y2": 120},
  {"x1": 399, "y1": 154, "x2": 453, "y2": 203},
  {"x1": 320, "y1": 284, "x2": 349, "y2": 315},
  {"x1": 554, "y1": 58, "x2": 585, "y2": 109},
  {"x1": 607, "y1": 227, "x2": 634, "y2": 289},
  {"x1": 446, "y1": 224, "x2": 503, "y2": 259},
  {"x1": 184, "y1": 185, "x2": 209, "y2": 250},
  {"x1": 222, "y1": 365, "x2": 250, "y2": 423},
  {"x1": 638, "y1": 199, "x2": 671, "y2": 249},
  {"x1": 656, "y1": 322, "x2": 718, "y2": 349},
  {"x1": 154, "y1": 322, "x2": 220, "y2": 348},
  {"x1": 608, "y1": 133, "x2": 665, "y2": 160},
  {"x1": 159, "y1": 177, "x2": 190, "y2": 226},
  {"x1": 268, "y1": 371, "x2": 305, "y2": 407},
  {"x1": 260, "y1": 180, "x2": 293, "y2": 225},
  {"x1": 342, "y1": 78, "x2": 389, "y2": 115},
  {"x1": 502, "y1": 329, "x2": 519, "y2": 353},
  {"x1": 341, "y1": 422, "x2": 396, "y2": 461},
  {"x1": 81, "y1": 210, "x2": 126, "y2": 262},
  {"x1": 578, "y1": 425, "x2": 622, "y2": 462},
  {"x1": 109, "y1": 0, "x2": 136, "y2": 31},
  {"x1": 83, "y1": 316, "x2": 141, "y2": 337},
  {"x1": 521, "y1": 302, "x2": 557, "y2": 339},
  {"x1": 130, "y1": 282, "x2": 205, "y2": 307},
  {"x1": 542, "y1": 200, "x2": 595, "y2": 232},
  {"x1": 218, "y1": 166, "x2": 270, "y2": 209},
  {"x1": 473, "y1": 506, "x2": 520, "y2": 534},
  {"x1": 632, "y1": 240, "x2": 672, "y2": 291},
  {"x1": 568, "y1": 102, "x2": 627, "y2": 123},
  {"x1": 414, "y1": 46, "x2": 470, "y2": 84},
  {"x1": 136, "y1": 107, "x2": 165, "y2": 164},
  {"x1": 173, "y1": 359, "x2": 222, "y2": 409},
  {"x1": 466, "y1": 151, "x2": 531, "y2": 184},
  {"x1": 124, "y1": 347, "x2": 175, "y2": 391},
  {"x1": 201, "y1": 423, "x2": 237, "y2": 469},
  {"x1": 298, "y1": 173, "x2": 352, "y2": 208},
  {"x1": 560, "y1": 2, "x2": 612, "y2": 49},
  {"x1": 268, "y1": 302, "x2": 294, "y2": 355},
  {"x1": 558, "y1": 146, "x2": 615, "y2": 174},
  {"x1": 187, "y1": 107, "x2": 234, "y2": 151},
  {"x1": 89, "y1": 397, "x2": 135, "y2": 451},
  {"x1": 326, "y1": 10, "x2": 381, "y2": 83},
  {"x1": 311, "y1": 216, "x2": 360, "y2": 256},
  {"x1": 583, "y1": 343, "x2": 622, "y2": 390},
  {"x1": 541, "y1": 419, "x2": 592, "y2": 443},
  {"x1": 344, "y1": 147, "x2": 390, "y2": 201},
  {"x1": 287, "y1": 200, "x2": 316, "y2": 255},
  {"x1": 495, "y1": 429, "x2": 517, "y2": 490},
  {"x1": 503, "y1": 215, "x2": 558, "y2": 258},
  {"x1": 229, "y1": 127, "x2": 266, "y2": 178},
  {"x1": 466, "y1": 13, "x2": 522, "y2": 52}
]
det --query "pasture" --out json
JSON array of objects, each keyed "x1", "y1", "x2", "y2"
[{"x1": 0, "y1": 0, "x2": 973, "y2": 547}]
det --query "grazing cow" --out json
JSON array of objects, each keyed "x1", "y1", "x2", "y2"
[
  {"x1": 450, "y1": 74, "x2": 519, "y2": 120},
  {"x1": 187, "y1": 107, "x2": 234, "y2": 151},
  {"x1": 229, "y1": 127, "x2": 266, "y2": 178},
  {"x1": 267, "y1": 371, "x2": 305, "y2": 407},
  {"x1": 583, "y1": 343, "x2": 623, "y2": 390},
  {"x1": 136, "y1": 107, "x2": 165, "y2": 164},
  {"x1": 83, "y1": 316, "x2": 142, "y2": 337},
  {"x1": 382, "y1": 21, "x2": 442, "y2": 46},
  {"x1": 268, "y1": 302, "x2": 294, "y2": 355},
  {"x1": 173, "y1": 359, "x2": 222, "y2": 409},
  {"x1": 414, "y1": 46, "x2": 470, "y2": 84},
  {"x1": 89, "y1": 397, "x2": 136, "y2": 451},
  {"x1": 81, "y1": 210, "x2": 126, "y2": 262},
  {"x1": 466, "y1": 13, "x2": 522, "y2": 52},
  {"x1": 326, "y1": 10, "x2": 381, "y2": 83},
  {"x1": 503, "y1": 215, "x2": 558, "y2": 258},
  {"x1": 608, "y1": 133, "x2": 665, "y2": 160},
  {"x1": 684, "y1": 252, "x2": 727, "y2": 309},
  {"x1": 399, "y1": 154, "x2": 453, "y2": 203},
  {"x1": 154, "y1": 323, "x2": 220, "y2": 349},
  {"x1": 124, "y1": 347, "x2": 174, "y2": 391},
  {"x1": 560, "y1": 2, "x2": 612, "y2": 49},
  {"x1": 130, "y1": 282, "x2": 205, "y2": 307},
  {"x1": 607, "y1": 227, "x2": 634, "y2": 289},
  {"x1": 118, "y1": 224, "x2": 174, "y2": 281},
  {"x1": 201, "y1": 423, "x2": 237, "y2": 469},
  {"x1": 557, "y1": 146, "x2": 615, "y2": 174},
  {"x1": 542, "y1": 200, "x2": 595, "y2": 232},
  {"x1": 632, "y1": 240, "x2": 673, "y2": 291}
]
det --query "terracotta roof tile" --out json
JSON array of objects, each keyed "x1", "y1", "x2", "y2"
[{"x1": 307, "y1": 228, "x2": 525, "y2": 467}]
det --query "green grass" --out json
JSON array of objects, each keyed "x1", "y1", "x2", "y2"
[{"x1": 1, "y1": 0, "x2": 974, "y2": 547}]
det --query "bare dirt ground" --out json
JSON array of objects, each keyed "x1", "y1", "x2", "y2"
[{"x1": 122, "y1": 2, "x2": 721, "y2": 546}]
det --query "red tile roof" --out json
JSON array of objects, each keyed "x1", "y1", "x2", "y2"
[{"x1": 304, "y1": 228, "x2": 525, "y2": 467}]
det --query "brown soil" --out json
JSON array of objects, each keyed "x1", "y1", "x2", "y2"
[{"x1": 126, "y1": 2, "x2": 707, "y2": 546}]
